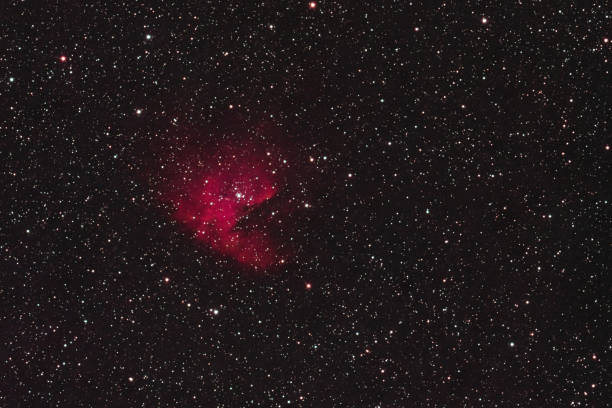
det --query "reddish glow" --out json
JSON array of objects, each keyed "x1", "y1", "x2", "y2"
[
  {"x1": 59, "y1": 55, "x2": 67, "y2": 62},
  {"x1": 305, "y1": 282, "x2": 312, "y2": 290},
  {"x1": 165, "y1": 142, "x2": 289, "y2": 269},
  {"x1": 309, "y1": 1, "x2": 317, "y2": 9}
]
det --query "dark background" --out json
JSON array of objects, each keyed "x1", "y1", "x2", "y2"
[{"x1": 0, "y1": 1, "x2": 609, "y2": 406}]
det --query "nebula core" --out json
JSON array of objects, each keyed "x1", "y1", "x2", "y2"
[{"x1": 162, "y1": 140, "x2": 290, "y2": 269}]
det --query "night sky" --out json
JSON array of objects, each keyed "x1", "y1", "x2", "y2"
[{"x1": 1, "y1": 1, "x2": 610, "y2": 407}]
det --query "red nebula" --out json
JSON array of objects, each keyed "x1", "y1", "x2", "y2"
[{"x1": 163, "y1": 141, "x2": 289, "y2": 269}]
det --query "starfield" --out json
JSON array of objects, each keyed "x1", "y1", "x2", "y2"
[{"x1": 0, "y1": 1, "x2": 609, "y2": 407}]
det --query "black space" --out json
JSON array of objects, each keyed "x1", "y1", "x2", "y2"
[{"x1": 1, "y1": 2, "x2": 610, "y2": 407}]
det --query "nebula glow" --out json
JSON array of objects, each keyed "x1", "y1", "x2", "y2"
[{"x1": 163, "y1": 141, "x2": 289, "y2": 269}]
